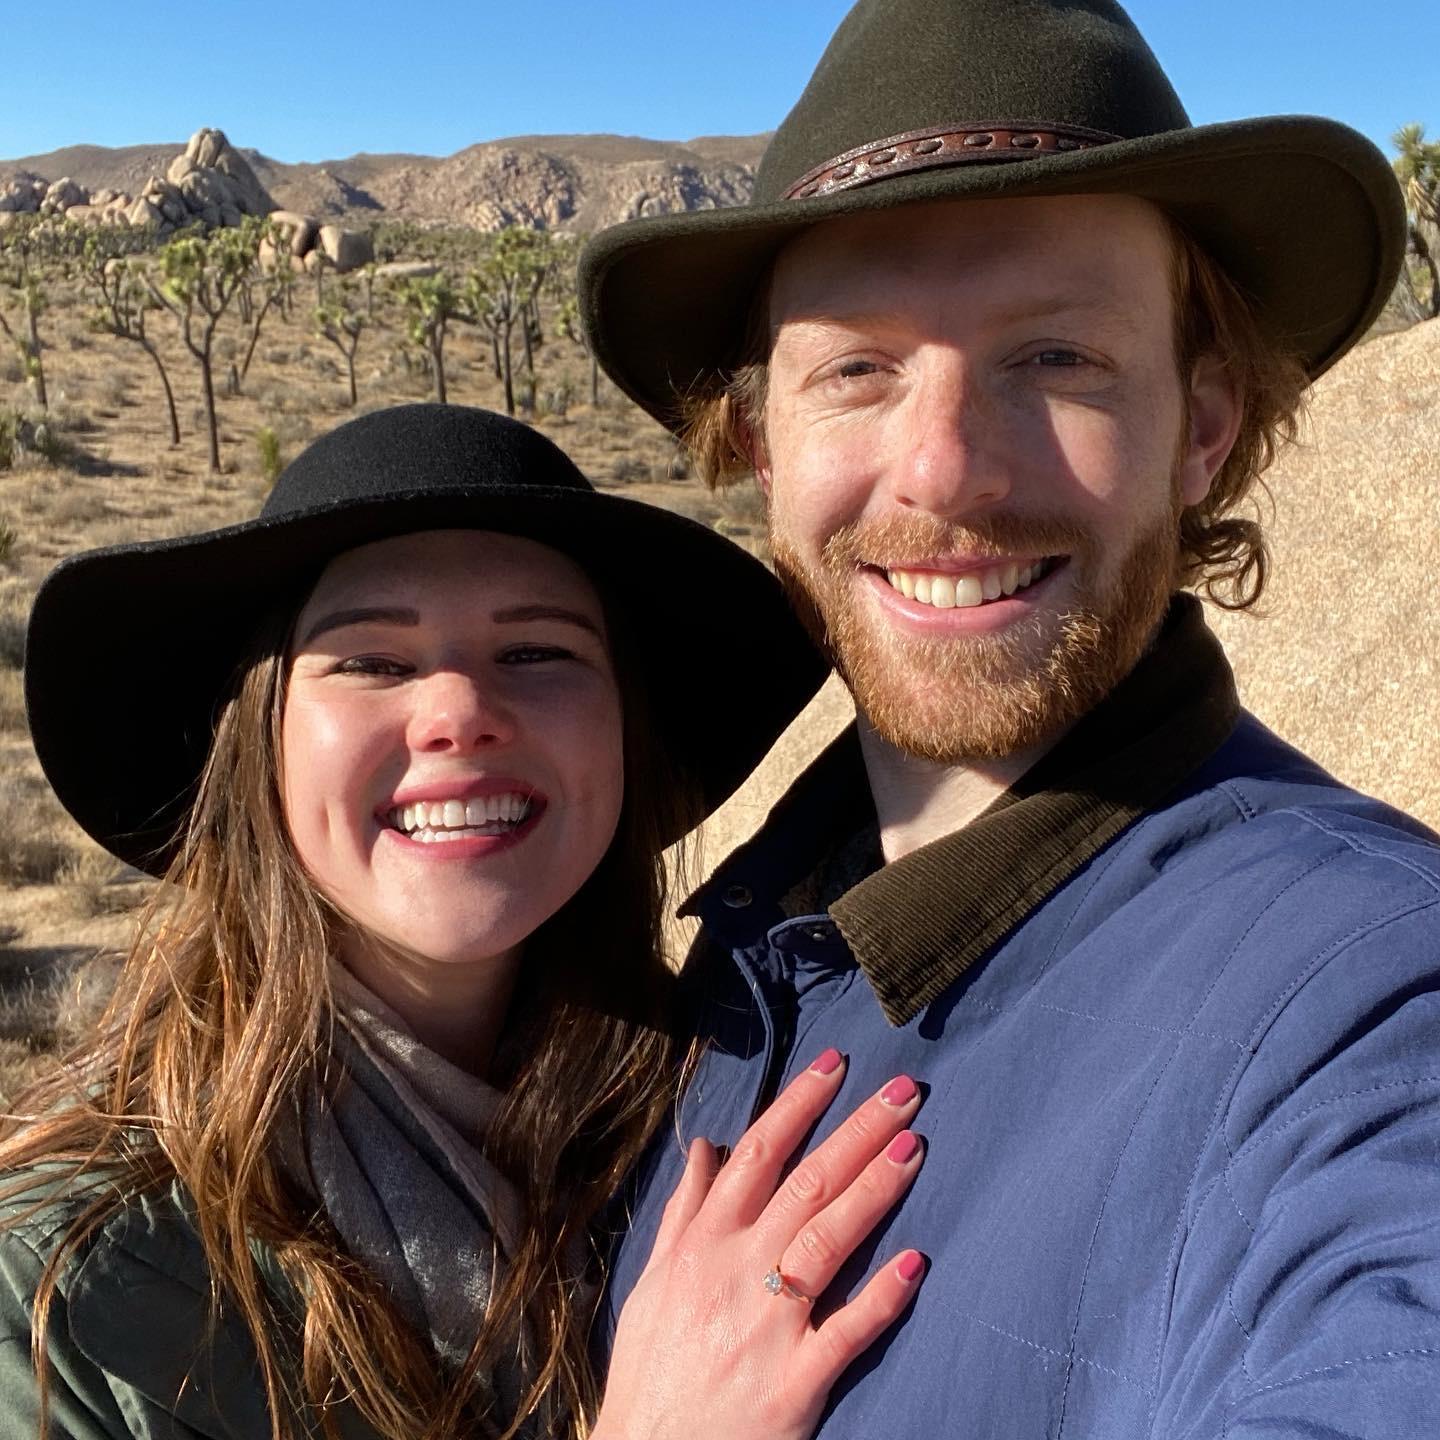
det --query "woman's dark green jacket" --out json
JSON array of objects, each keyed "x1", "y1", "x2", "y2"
[{"x1": 0, "y1": 1174, "x2": 378, "y2": 1440}]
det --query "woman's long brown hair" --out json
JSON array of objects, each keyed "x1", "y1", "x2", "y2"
[{"x1": 0, "y1": 580, "x2": 701, "y2": 1440}]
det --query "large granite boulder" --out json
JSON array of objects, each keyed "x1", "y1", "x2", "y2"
[
  {"x1": 126, "y1": 197, "x2": 165, "y2": 229},
  {"x1": 373, "y1": 261, "x2": 440, "y2": 281},
  {"x1": 317, "y1": 223, "x2": 374, "y2": 272},
  {"x1": 267, "y1": 209, "x2": 318, "y2": 256},
  {"x1": 40, "y1": 176, "x2": 89, "y2": 215},
  {"x1": 178, "y1": 167, "x2": 234, "y2": 213}
]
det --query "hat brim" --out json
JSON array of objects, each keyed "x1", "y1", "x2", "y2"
[
  {"x1": 580, "y1": 116, "x2": 1407, "y2": 426},
  {"x1": 25, "y1": 486, "x2": 828, "y2": 873}
]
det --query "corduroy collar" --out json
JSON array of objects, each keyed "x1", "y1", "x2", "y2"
[{"x1": 693, "y1": 594, "x2": 1239, "y2": 1025}]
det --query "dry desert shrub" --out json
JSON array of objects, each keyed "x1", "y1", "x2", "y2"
[
  {"x1": 0, "y1": 581, "x2": 29, "y2": 669},
  {"x1": 45, "y1": 489, "x2": 108, "y2": 529},
  {"x1": 0, "y1": 772, "x2": 79, "y2": 886},
  {"x1": 0, "y1": 670, "x2": 24, "y2": 732},
  {"x1": 54, "y1": 847, "x2": 135, "y2": 921},
  {"x1": 0, "y1": 978, "x2": 60, "y2": 1051},
  {"x1": 610, "y1": 455, "x2": 651, "y2": 484},
  {"x1": 52, "y1": 952, "x2": 122, "y2": 1052},
  {"x1": 0, "y1": 1036, "x2": 57, "y2": 1107}
]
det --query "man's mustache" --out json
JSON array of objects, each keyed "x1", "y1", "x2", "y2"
[{"x1": 814, "y1": 511, "x2": 1095, "y2": 569}]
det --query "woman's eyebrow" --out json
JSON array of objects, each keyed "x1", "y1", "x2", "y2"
[
  {"x1": 298, "y1": 606, "x2": 420, "y2": 646},
  {"x1": 491, "y1": 604, "x2": 604, "y2": 638}
]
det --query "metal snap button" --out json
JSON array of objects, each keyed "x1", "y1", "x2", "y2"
[{"x1": 722, "y1": 884, "x2": 753, "y2": 908}]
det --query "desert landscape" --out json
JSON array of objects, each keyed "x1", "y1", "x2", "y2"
[{"x1": 1, "y1": 126, "x2": 1436, "y2": 1100}]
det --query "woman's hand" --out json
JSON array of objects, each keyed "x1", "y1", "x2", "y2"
[{"x1": 593, "y1": 1050, "x2": 926, "y2": 1440}]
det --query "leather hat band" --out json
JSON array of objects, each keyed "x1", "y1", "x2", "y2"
[{"x1": 782, "y1": 121, "x2": 1123, "y2": 201}]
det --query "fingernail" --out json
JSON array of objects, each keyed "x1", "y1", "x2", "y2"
[
  {"x1": 896, "y1": 1250, "x2": 926, "y2": 1285},
  {"x1": 809, "y1": 1047, "x2": 843, "y2": 1076},
  {"x1": 881, "y1": 1074, "x2": 918, "y2": 1106},
  {"x1": 886, "y1": 1130, "x2": 920, "y2": 1165}
]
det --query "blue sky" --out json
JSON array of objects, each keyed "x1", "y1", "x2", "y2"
[{"x1": 2, "y1": 2, "x2": 1433, "y2": 163}]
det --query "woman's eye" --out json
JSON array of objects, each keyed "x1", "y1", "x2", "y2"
[
  {"x1": 836, "y1": 358, "x2": 881, "y2": 379},
  {"x1": 332, "y1": 655, "x2": 410, "y2": 677},
  {"x1": 499, "y1": 644, "x2": 574, "y2": 665}
]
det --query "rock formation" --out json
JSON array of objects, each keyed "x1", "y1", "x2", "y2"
[
  {"x1": 0, "y1": 129, "x2": 374, "y2": 273},
  {"x1": 3, "y1": 132, "x2": 766, "y2": 239}
]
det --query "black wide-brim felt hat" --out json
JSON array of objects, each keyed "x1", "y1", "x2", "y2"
[
  {"x1": 24, "y1": 404, "x2": 828, "y2": 874},
  {"x1": 580, "y1": 0, "x2": 1407, "y2": 427}
]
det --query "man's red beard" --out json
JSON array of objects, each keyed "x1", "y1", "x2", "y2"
[{"x1": 769, "y1": 502, "x2": 1183, "y2": 763}]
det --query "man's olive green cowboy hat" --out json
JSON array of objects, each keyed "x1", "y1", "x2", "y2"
[{"x1": 579, "y1": 0, "x2": 1405, "y2": 428}]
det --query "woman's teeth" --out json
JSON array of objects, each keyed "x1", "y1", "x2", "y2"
[
  {"x1": 884, "y1": 558, "x2": 1053, "y2": 610},
  {"x1": 389, "y1": 793, "x2": 533, "y2": 842}
]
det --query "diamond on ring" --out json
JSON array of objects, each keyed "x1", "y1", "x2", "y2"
[{"x1": 763, "y1": 1264, "x2": 812, "y2": 1303}]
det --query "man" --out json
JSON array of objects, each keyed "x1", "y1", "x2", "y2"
[{"x1": 581, "y1": 1, "x2": 1440, "y2": 1434}]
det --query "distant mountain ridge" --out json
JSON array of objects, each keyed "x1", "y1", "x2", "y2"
[{"x1": 0, "y1": 132, "x2": 770, "y2": 232}]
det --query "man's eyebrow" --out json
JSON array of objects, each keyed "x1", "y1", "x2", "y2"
[
  {"x1": 778, "y1": 294, "x2": 1138, "y2": 334},
  {"x1": 297, "y1": 606, "x2": 420, "y2": 647},
  {"x1": 491, "y1": 604, "x2": 604, "y2": 638},
  {"x1": 991, "y1": 293, "x2": 1139, "y2": 330}
]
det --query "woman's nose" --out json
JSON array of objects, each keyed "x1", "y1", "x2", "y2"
[{"x1": 406, "y1": 671, "x2": 517, "y2": 753}]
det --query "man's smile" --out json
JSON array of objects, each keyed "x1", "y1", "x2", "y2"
[{"x1": 875, "y1": 556, "x2": 1065, "y2": 610}]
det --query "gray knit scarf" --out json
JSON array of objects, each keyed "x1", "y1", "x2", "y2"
[{"x1": 292, "y1": 970, "x2": 528, "y2": 1426}]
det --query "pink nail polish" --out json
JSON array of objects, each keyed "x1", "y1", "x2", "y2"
[
  {"x1": 886, "y1": 1130, "x2": 920, "y2": 1165},
  {"x1": 881, "y1": 1074, "x2": 918, "y2": 1106},
  {"x1": 896, "y1": 1250, "x2": 926, "y2": 1284},
  {"x1": 809, "y1": 1047, "x2": 843, "y2": 1075}
]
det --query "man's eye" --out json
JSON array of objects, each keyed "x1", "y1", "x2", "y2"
[
  {"x1": 1031, "y1": 349, "x2": 1086, "y2": 367},
  {"x1": 837, "y1": 359, "x2": 881, "y2": 379}
]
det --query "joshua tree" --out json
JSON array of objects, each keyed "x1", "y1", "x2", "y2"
[
  {"x1": 237, "y1": 218, "x2": 295, "y2": 388},
  {"x1": 400, "y1": 272, "x2": 462, "y2": 404},
  {"x1": 0, "y1": 216, "x2": 54, "y2": 411},
  {"x1": 315, "y1": 279, "x2": 369, "y2": 407},
  {"x1": 1393, "y1": 123, "x2": 1440, "y2": 322},
  {"x1": 460, "y1": 230, "x2": 553, "y2": 417},
  {"x1": 81, "y1": 226, "x2": 182, "y2": 447},
  {"x1": 147, "y1": 227, "x2": 256, "y2": 472},
  {"x1": 554, "y1": 293, "x2": 602, "y2": 409}
]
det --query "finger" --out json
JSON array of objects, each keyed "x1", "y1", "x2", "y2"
[
  {"x1": 700, "y1": 1048, "x2": 848, "y2": 1229},
  {"x1": 754, "y1": 1075, "x2": 922, "y2": 1246},
  {"x1": 774, "y1": 1130, "x2": 925, "y2": 1300},
  {"x1": 648, "y1": 1137, "x2": 720, "y2": 1263},
  {"x1": 796, "y1": 1250, "x2": 928, "y2": 1395}
]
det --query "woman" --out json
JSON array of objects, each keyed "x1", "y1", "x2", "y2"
[{"x1": 1, "y1": 405, "x2": 927, "y2": 1440}]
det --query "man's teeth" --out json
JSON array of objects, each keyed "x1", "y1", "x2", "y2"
[
  {"x1": 389, "y1": 793, "x2": 533, "y2": 842},
  {"x1": 884, "y1": 560, "x2": 1049, "y2": 609}
]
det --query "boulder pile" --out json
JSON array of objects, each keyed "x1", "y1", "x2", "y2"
[
  {"x1": 259, "y1": 210, "x2": 375, "y2": 276},
  {"x1": 0, "y1": 128, "x2": 374, "y2": 272}
]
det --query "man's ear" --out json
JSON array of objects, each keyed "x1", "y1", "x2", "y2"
[
  {"x1": 1177, "y1": 354, "x2": 1243, "y2": 507},
  {"x1": 741, "y1": 412, "x2": 772, "y2": 498}
]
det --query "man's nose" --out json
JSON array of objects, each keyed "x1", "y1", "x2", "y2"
[
  {"x1": 889, "y1": 358, "x2": 1011, "y2": 518},
  {"x1": 407, "y1": 670, "x2": 517, "y2": 753}
]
